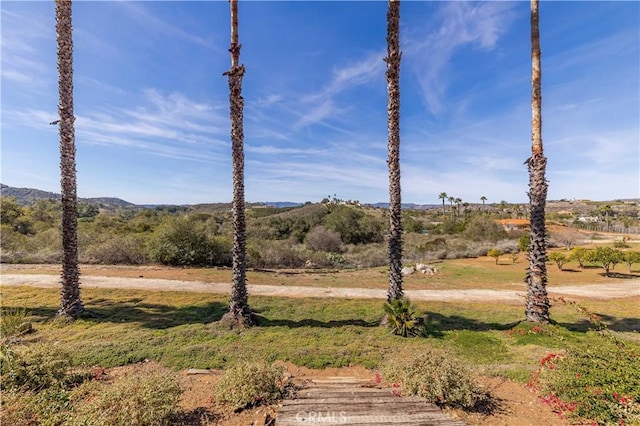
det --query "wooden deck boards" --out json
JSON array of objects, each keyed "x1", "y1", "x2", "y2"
[{"x1": 276, "y1": 377, "x2": 467, "y2": 426}]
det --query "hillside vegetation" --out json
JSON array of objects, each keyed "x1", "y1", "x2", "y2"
[{"x1": 2, "y1": 196, "x2": 638, "y2": 270}]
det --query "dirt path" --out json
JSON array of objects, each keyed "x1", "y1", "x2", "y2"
[{"x1": 2, "y1": 273, "x2": 638, "y2": 302}]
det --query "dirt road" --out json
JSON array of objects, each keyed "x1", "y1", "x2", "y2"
[{"x1": 2, "y1": 273, "x2": 638, "y2": 302}]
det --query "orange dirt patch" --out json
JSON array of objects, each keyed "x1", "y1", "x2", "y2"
[{"x1": 495, "y1": 219, "x2": 530, "y2": 226}]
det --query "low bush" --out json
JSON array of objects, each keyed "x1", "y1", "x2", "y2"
[
  {"x1": 494, "y1": 239, "x2": 519, "y2": 254},
  {"x1": 343, "y1": 243, "x2": 387, "y2": 268},
  {"x1": 69, "y1": 364, "x2": 181, "y2": 426},
  {"x1": 0, "y1": 307, "x2": 32, "y2": 341},
  {"x1": 323, "y1": 205, "x2": 384, "y2": 245},
  {"x1": 463, "y1": 216, "x2": 507, "y2": 242},
  {"x1": 381, "y1": 347, "x2": 486, "y2": 409},
  {"x1": 305, "y1": 225, "x2": 343, "y2": 253},
  {"x1": 1, "y1": 343, "x2": 71, "y2": 392},
  {"x1": 0, "y1": 386, "x2": 71, "y2": 426},
  {"x1": 83, "y1": 234, "x2": 147, "y2": 264},
  {"x1": 214, "y1": 361, "x2": 285, "y2": 410},
  {"x1": 613, "y1": 240, "x2": 630, "y2": 249},
  {"x1": 532, "y1": 344, "x2": 640, "y2": 425},
  {"x1": 247, "y1": 240, "x2": 307, "y2": 268},
  {"x1": 528, "y1": 299, "x2": 640, "y2": 425},
  {"x1": 147, "y1": 217, "x2": 231, "y2": 266},
  {"x1": 1, "y1": 226, "x2": 61, "y2": 263}
]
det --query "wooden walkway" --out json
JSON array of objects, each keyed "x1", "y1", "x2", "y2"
[{"x1": 276, "y1": 377, "x2": 467, "y2": 426}]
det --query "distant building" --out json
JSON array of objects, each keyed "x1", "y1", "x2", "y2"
[{"x1": 577, "y1": 216, "x2": 599, "y2": 223}]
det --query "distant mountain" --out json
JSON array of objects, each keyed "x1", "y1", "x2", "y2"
[
  {"x1": 81, "y1": 197, "x2": 136, "y2": 208},
  {"x1": 1, "y1": 184, "x2": 135, "y2": 208},
  {"x1": 368, "y1": 202, "x2": 440, "y2": 210},
  {"x1": 1, "y1": 184, "x2": 59, "y2": 205}
]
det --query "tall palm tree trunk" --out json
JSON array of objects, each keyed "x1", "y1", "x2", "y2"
[
  {"x1": 525, "y1": 0, "x2": 550, "y2": 323},
  {"x1": 222, "y1": 0, "x2": 253, "y2": 327},
  {"x1": 55, "y1": 0, "x2": 83, "y2": 319},
  {"x1": 386, "y1": 0, "x2": 403, "y2": 302}
]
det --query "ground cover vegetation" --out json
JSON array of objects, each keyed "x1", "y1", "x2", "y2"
[{"x1": 1, "y1": 285, "x2": 639, "y2": 424}]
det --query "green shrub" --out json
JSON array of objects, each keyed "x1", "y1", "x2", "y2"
[
  {"x1": 1, "y1": 343, "x2": 70, "y2": 392},
  {"x1": 383, "y1": 298, "x2": 423, "y2": 337},
  {"x1": 69, "y1": 364, "x2": 181, "y2": 426},
  {"x1": 214, "y1": 361, "x2": 285, "y2": 410},
  {"x1": 323, "y1": 206, "x2": 383, "y2": 245},
  {"x1": 487, "y1": 248, "x2": 502, "y2": 264},
  {"x1": 613, "y1": 240, "x2": 630, "y2": 249},
  {"x1": 381, "y1": 347, "x2": 486, "y2": 409},
  {"x1": 147, "y1": 217, "x2": 230, "y2": 266},
  {"x1": 548, "y1": 252, "x2": 568, "y2": 270},
  {"x1": 529, "y1": 299, "x2": 640, "y2": 425},
  {"x1": 533, "y1": 343, "x2": 640, "y2": 425},
  {"x1": 518, "y1": 233, "x2": 531, "y2": 252},
  {"x1": 463, "y1": 216, "x2": 507, "y2": 242},
  {"x1": 569, "y1": 247, "x2": 591, "y2": 268},
  {"x1": 403, "y1": 214, "x2": 424, "y2": 233}
]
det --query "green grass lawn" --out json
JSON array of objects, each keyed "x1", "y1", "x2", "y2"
[{"x1": 2, "y1": 286, "x2": 638, "y2": 379}]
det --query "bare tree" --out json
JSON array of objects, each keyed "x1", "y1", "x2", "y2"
[
  {"x1": 525, "y1": 0, "x2": 550, "y2": 323},
  {"x1": 386, "y1": 0, "x2": 403, "y2": 302},
  {"x1": 221, "y1": 0, "x2": 254, "y2": 327},
  {"x1": 551, "y1": 227, "x2": 583, "y2": 251},
  {"x1": 55, "y1": 0, "x2": 84, "y2": 319}
]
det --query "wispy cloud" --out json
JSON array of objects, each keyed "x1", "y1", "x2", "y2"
[
  {"x1": 114, "y1": 2, "x2": 219, "y2": 51},
  {"x1": 546, "y1": 29, "x2": 639, "y2": 75},
  {"x1": 406, "y1": 2, "x2": 517, "y2": 115},
  {"x1": 5, "y1": 89, "x2": 231, "y2": 164},
  {"x1": 304, "y1": 51, "x2": 385, "y2": 104},
  {"x1": 245, "y1": 145, "x2": 326, "y2": 156},
  {"x1": 0, "y1": 6, "x2": 54, "y2": 89},
  {"x1": 290, "y1": 51, "x2": 385, "y2": 130}
]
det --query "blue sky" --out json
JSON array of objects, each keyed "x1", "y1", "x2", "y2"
[{"x1": 1, "y1": 1, "x2": 638, "y2": 205}]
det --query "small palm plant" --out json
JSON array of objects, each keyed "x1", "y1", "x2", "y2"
[{"x1": 383, "y1": 298, "x2": 423, "y2": 337}]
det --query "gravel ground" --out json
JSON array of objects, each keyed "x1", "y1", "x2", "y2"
[{"x1": 2, "y1": 273, "x2": 638, "y2": 302}]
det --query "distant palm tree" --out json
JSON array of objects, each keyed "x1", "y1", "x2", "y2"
[
  {"x1": 438, "y1": 192, "x2": 447, "y2": 215},
  {"x1": 447, "y1": 196, "x2": 455, "y2": 218},
  {"x1": 525, "y1": 0, "x2": 550, "y2": 323},
  {"x1": 454, "y1": 197, "x2": 462, "y2": 218},
  {"x1": 598, "y1": 204, "x2": 612, "y2": 232},
  {"x1": 55, "y1": 0, "x2": 83, "y2": 319},
  {"x1": 480, "y1": 196, "x2": 487, "y2": 210},
  {"x1": 385, "y1": 0, "x2": 403, "y2": 302},
  {"x1": 222, "y1": 0, "x2": 254, "y2": 327}
]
